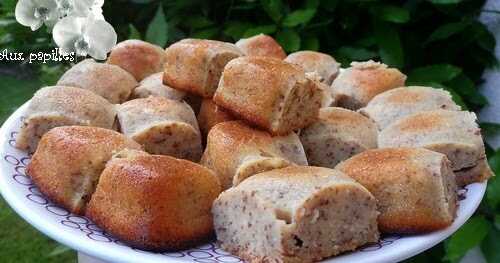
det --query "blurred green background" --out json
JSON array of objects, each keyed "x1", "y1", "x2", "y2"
[{"x1": 1, "y1": 0, "x2": 500, "y2": 262}]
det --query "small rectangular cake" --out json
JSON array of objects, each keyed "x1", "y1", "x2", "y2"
[
  {"x1": 212, "y1": 166, "x2": 380, "y2": 263},
  {"x1": 213, "y1": 56, "x2": 323, "y2": 135}
]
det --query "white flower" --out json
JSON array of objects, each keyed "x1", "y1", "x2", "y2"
[
  {"x1": 15, "y1": 0, "x2": 60, "y2": 31},
  {"x1": 53, "y1": 16, "x2": 116, "y2": 60},
  {"x1": 56, "y1": 0, "x2": 104, "y2": 20}
]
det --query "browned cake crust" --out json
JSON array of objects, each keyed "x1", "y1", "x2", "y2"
[
  {"x1": 197, "y1": 99, "x2": 235, "y2": 136},
  {"x1": 300, "y1": 107, "x2": 378, "y2": 168},
  {"x1": 378, "y1": 110, "x2": 491, "y2": 186},
  {"x1": 213, "y1": 166, "x2": 379, "y2": 262},
  {"x1": 359, "y1": 86, "x2": 461, "y2": 130},
  {"x1": 336, "y1": 147, "x2": 458, "y2": 233},
  {"x1": 117, "y1": 97, "x2": 202, "y2": 161},
  {"x1": 26, "y1": 126, "x2": 142, "y2": 215},
  {"x1": 285, "y1": 51, "x2": 340, "y2": 85},
  {"x1": 15, "y1": 86, "x2": 117, "y2": 152},
  {"x1": 130, "y1": 72, "x2": 186, "y2": 101},
  {"x1": 201, "y1": 121, "x2": 308, "y2": 189},
  {"x1": 235, "y1": 34, "x2": 286, "y2": 59},
  {"x1": 213, "y1": 56, "x2": 323, "y2": 135},
  {"x1": 86, "y1": 153, "x2": 221, "y2": 251},
  {"x1": 57, "y1": 59, "x2": 138, "y2": 103},
  {"x1": 107, "y1": 40, "x2": 166, "y2": 81},
  {"x1": 163, "y1": 39, "x2": 243, "y2": 97},
  {"x1": 331, "y1": 60, "x2": 406, "y2": 110}
]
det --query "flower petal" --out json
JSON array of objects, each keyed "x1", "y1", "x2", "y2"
[
  {"x1": 84, "y1": 19, "x2": 117, "y2": 60},
  {"x1": 67, "y1": 0, "x2": 92, "y2": 17},
  {"x1": 15, "y1": 0, "x2": 39, "y2": 29},
  {"x1": 52, "y1": 16, "x2": 85, "y2": 54},
  {"x1": 37, "y1": 0, "x2": 60, "y2": 24}
]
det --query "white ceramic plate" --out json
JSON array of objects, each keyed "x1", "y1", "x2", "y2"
[{"x1": 0, "y1": 102, "x2": 487, "y2": 263}]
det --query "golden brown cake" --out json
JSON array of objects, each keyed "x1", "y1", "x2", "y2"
[
  {"x1": 213, "y1": 56, "x2": 323, "y2": 135},
  {"x1": 130, "y1": 72, "x2": 186, "y2": 101},
  {"x1": 163, "y1": 39, "x2": 243, "y2": 97},
  {"x1": 359, "y1": 86, "x2": 461, "y2": 130},
  {"x1": 86, "y1": 152, "x2": 221, "y2": 251},
  {"x1": 378, "y1": 110, "x2": 493, "y2": 186},
  {"x1": 201, "y1": 121, "x2": 308, "y2": 189},
  {"x1": 117, "y1": 97, "x2": 202, "y2": 161},
  {"x1": 300, "y1": 107, "x2": 378, "y2": 168},
  {"x1": 331, "y1": 60, "x2": 406, "y2": 110},
  {"x1": 235, "y1": 34, "x2": 286, "y2": 59},
  {"x1": 285, "y1": 51, "x2": 340, "y2": 85},
  {"x1": 336, "y1": 147, "x2": 458, "y2": 233},
  {"x1": 107, "y1": 40, "x2": 165, "y2": 81},
  {"x1": 197, "y1": 99, "x2": 235, "y2": 136},
  {"x1": 57, "y1": 59, "x2": 138, "y2": 103},
  {"x1": 26, "y1": 126, "x2": 141, "y2": 215},
  {"x1": 16, "y1": 86, "x2": 116, "y2": 152}
]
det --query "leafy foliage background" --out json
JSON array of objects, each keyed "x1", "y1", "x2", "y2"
[{"x1": 1, "y1": 0, "x2": 500, "y2": 262}]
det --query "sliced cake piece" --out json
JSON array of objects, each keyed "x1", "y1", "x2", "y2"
[
  {"x1": 359, "y1": 86, "x2": 461, "y2": 130},
  {"x1": 163, "y1": 39, "x2": 243, "y2": 97},
  {"x1": 213, "y1": 166, "x2": 379, "y2": 263},
  {"x1": 57, "y1": 59, "x2": 137, "y2": 103},
  {"x1": 201, "y1": 121, "x2": 308, "y2": 189},
  {"x1": 107, "y1": 40, "x2": 166, "y2": 81},
  {"x1": 336, "y1": 147, "x2": 458, "y2": 233},
  {"x1": 117, "y1": 97, "x2": 202, "y2": 162},
  {"x1": 235, "y1": 34, "x2": 286, "y2": 59},
  {"x1": 330, "y1": 60, "x2": 406, "y2": 110},
  {"x1": 26, "y1": 126, "x2": 141, "y2": 214},
  {"x1": 300, "y1": 107, "x2": 378, "y2": 168},
  {"x1": 285, "y1": 51, "x2": 341, "y2": 85},
  {"x1": 214, "y1": 56, "x2": 323, "y2": 135},
  {"x1": 378, "y1": 110, "x2": 492, "y2": 186},
  {"x1": 15, "y1": 86, "x2": 116, "y2": 152},
  {"x1": 130, "y1": 72, "x2": 186, "y2": 101}
]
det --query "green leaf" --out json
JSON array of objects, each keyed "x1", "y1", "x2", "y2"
[
  {"x1": 489, "y1": 150, "x2": 500, "y2": 174},
  {"x1": 485, "y1": 151, "x2": 500, "y2": 209},
  {"x1": 320, "y1": 0, "x2": 339, "y2": 12},
  {"x1": 243, "y1": 25, "x2": 278, "y2": 38},
  {"x1": 145, "y1": 4, "x2": 168, "y2": 47},
  {"x1": 480, "y1": 122, "x2": 500, "y2": 138},
  {"x1": 276, "y1": 29, "x2": 301, "y2": 52},
  {"x1": 426, "y1": 22, "x2": 469, "y2": 44},
  {"x1": 446, "y1": 74, "x2": 488, "y2": 106},
  {"x1": 337, "y1": 46, "x2": 377, "y2": 61},
  {"x1": 407, "y1": 64, "x2": 462, "y2": 85},
  {"x1": 495, "y1": 215, "x2": 500, "y2": 230},
  {"x1": 260, "y1": 0, "x2": 284, "y2": 23},
  {"x1": 282, "y1": 9, "x2": 316, "y2": 27},
  {"x1": 224, "y1": 22, "x2": 253, "y2": 40},
  {"x1": 373, "y1": 20, "x2": 404, "y2": 68},
  {"x1": 375, "y1": 5, "x2": 410, "y2": 24},
  {"x1": 486, "y1": 175, "x2": 500, "y2": 210},
  {"x1": 128, "y1": 24, "x2": 141, "y2": 40},
  {"x1": 481, "y1": 227, "x2": 500, "y2": 263},
  {"x1": 191, "y1": 28, "x2": 218, "y2": 39},
  {"x1": 428, "y1": 0, "x2": 463, "y2": 4},
  {"x1": 183, "y1": 16, "x2": 214, "y2": 29},
  {"x1": 444, "y1": 216, "x2": 490, "y2": 263},
  {"x1": 302, "y1": 36, "x2": 319, "y2": 51},
  {"x1": 305, "y1": 0, "x2": 320, "y2": 9}
]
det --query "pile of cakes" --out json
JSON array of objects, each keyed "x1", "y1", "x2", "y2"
[{"x1": 18, "y1": 34, "x2": 492, "y2": 262}]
